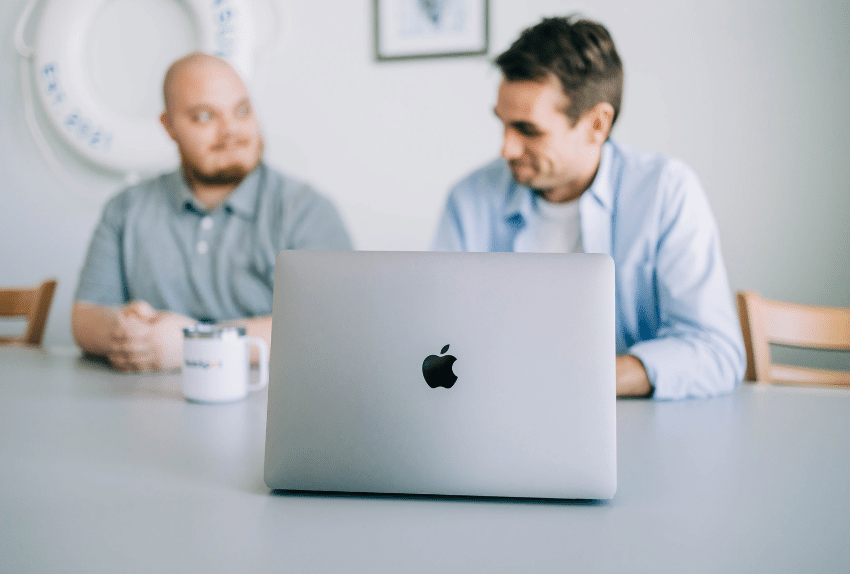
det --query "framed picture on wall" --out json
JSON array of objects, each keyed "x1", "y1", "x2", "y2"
[{"x1": 374, "y1": 0, "x2": 489, "y2": 61}]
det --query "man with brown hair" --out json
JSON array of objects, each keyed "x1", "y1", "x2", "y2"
[
  {"x1": 73, "y1": 53, "x2": 350, "y2": 371},
  {"x1": 433, "y1": 16, "x2": 744, "y2": 399}
]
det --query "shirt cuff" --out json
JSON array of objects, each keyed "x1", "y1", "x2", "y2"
[{"x1": 627, "y1": 337, "x2": 734, "y2": 401}]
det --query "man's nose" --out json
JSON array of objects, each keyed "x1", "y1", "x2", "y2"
[
  {"x1": 501, "y1": 129, "x2": 523, "y2": 160},
  {"x1": 218, "y1": 114, "x2": 240, "y2": 138}
]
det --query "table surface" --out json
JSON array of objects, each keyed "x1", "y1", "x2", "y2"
[{"x1": 1, "y1": 345, "x2": 848, "y2": 573}]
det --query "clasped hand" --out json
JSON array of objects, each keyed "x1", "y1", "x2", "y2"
[{"x1": 107, "y1": 301, "x2": 195, "y2": 372}]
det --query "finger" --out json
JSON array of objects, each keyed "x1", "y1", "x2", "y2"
[
  {"x1": 110, "y1": 349, "x2": 157, "y2": 372},
  {"x1": 111, "y1": 314, "x2": 130, "y2": 340},
  {"x1": 117, "y1": 316, "x2": 154, "y2": 341},
  {"x1": 108, "y1": 352, "x2": 130, "y2": 371},
  {"x1": 109, "y1": 328, "x2": 145, "y2": 353},
  {"x1": 126, "y1": 300, "x2": 157, "y2": 322}
]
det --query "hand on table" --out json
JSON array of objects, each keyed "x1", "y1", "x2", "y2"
[
  {"x1": 615, "y1": 354, "x2": 653, "y2": 397},
  {"x1": 107, "y1": 301, "x2": 195, "y2": 372}
]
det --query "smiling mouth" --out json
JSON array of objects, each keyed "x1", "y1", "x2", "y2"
[{"x1": 212, "y1": 139, "x2": 250, "y2": 152}]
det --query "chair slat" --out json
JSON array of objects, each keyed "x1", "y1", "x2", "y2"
[
  {"x1": 737, "y1": 291, "x2": 850, "y2": 387},
  {"x1": 0, "y1": 279, "x2": 57, "y2": 347}
]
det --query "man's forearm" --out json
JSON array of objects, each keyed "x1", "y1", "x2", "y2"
[{"x1": 71, "y1": 301, "x2": 120, "y2": 357}]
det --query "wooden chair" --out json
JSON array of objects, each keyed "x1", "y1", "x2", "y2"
[
  {"x1": 736, "y1": 290, "x2": 850, "y2": 387},
  {"x1": 0, "y1": 278, "x2": 57, "y2": 347}
]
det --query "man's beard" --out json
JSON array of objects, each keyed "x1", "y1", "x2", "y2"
[
  {"x1": 182, "y1": 139, "x2": 264, "y2": 187},
  {"x1": 185, "y1": 164, "x2": 251, "y2": 186}
]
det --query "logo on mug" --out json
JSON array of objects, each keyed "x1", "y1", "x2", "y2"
[{"x1": 185, "y1": 359, "x2": 223, "y2": 369}]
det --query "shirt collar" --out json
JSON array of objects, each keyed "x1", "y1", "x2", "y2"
[
  {"x1": 501, "y1": 141, "x2": 615, "y2": 222},
  {"x1": 583, "y1": 141, "x2": 614, "y2": 212},
  {"x1": 173, "y1": 164, "x2": 264, "y2": 219},
  {"x1": 222, "y1": 165, "x2": 263, "y2": 219},
  {"x1": 502, "y1": 177, "x2": 534, "y2": 223}
]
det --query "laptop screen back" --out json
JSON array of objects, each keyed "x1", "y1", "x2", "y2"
[{"x1": 264, "y1": 251, "x2": 616, "y2": 499}]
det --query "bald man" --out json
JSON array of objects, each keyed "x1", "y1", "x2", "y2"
[{"x1": 73, "y1": 53, "x2": 351, "y2": 371}]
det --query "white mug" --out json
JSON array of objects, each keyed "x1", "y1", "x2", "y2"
[{"x1": 182, "y1": 324, "x2": 269, "y2": 403}]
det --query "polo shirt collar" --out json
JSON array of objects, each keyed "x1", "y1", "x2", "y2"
[
  {"x1": 173, "y1": 164, "x2": 264, "y2": 219},
  {"x1": 222, "y1": 164, "x2": 263, "y2": 219},
  {"x1": 170, "y1": 171, "x2": 196, "y2": 213}
]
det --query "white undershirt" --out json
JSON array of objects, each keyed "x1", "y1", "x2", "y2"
[{"x1": 514, "y1": 196, "x2": 583, "y2": 253}]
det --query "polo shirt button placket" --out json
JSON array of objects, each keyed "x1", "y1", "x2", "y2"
[{"x1": 197, "y1": 216, "x2": 213, "y2": 255}]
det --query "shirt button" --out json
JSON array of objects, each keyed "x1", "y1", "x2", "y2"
[
  {"x1": 201, "y1": 216, "x2": 213, "y2": 231},
  {"x1": 197, "y1": 240, "x2": 209, "y2": 254}
]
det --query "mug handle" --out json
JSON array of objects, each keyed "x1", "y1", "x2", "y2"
[{"x1": 247, "y1": 337, "x2": 269, "y2": 391}]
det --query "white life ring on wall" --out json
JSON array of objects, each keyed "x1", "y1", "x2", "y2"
[{"x1": 28, "y1": 0, "x2": 258, "y2": 175}]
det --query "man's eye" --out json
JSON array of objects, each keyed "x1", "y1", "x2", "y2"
[
  {"x1": 195, "y1": 111, "x2": 212, "y2": 123},
  {"x1": 517, "y1": 126, "x2": 541, "y2": 137},
  {"x1": 236, "y1": 104, "x2": 250, "y2": 117}
]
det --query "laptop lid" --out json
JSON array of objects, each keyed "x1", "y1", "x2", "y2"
[{"x1": 264, "y1": 251, "x2": 616, "y2": 499}]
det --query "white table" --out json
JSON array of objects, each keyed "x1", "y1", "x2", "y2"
[{"x1": 1, "y1": 346, "x2": 848, "y2": 573}]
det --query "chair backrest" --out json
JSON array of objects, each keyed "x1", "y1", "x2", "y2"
[
  {"x1": 736, "y1": 290, "x2": 850, "y2": 386},
  {"x1": 0, "y1": 279, "x2": 58, "y2": 347}
]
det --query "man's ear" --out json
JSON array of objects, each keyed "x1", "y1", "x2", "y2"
[
  {"x1": 160, "y1": 111, "x2": 176, "y2": 142},
  {"x1": 587, "y1": 102, "x2": 615, "y2": 144}
]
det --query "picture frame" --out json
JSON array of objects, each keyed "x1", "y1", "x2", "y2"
[{"x1": 374, "y1": 0, "x2": 489, "y2": 61}]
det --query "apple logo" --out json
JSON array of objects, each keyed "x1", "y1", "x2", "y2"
[{"x1": 422, "y1": 344, "x2": 458, "y2": 388}]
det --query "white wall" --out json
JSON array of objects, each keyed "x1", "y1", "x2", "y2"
[{"x1": 2, "y1": 0, "x2": 848, "y2": 352}]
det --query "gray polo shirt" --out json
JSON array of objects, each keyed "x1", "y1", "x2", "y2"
[{"x1": 75, "y1": 163, "x2": 351, "y2": 321}]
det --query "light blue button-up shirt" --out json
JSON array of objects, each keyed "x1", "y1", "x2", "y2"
[{"x1": 433, "y1": 140, "x2": 745, "y2": 400}]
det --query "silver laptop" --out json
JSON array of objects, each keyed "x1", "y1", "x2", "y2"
[{"x1": 264, "y1": 251, "x2": 616, "y2": 499}]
